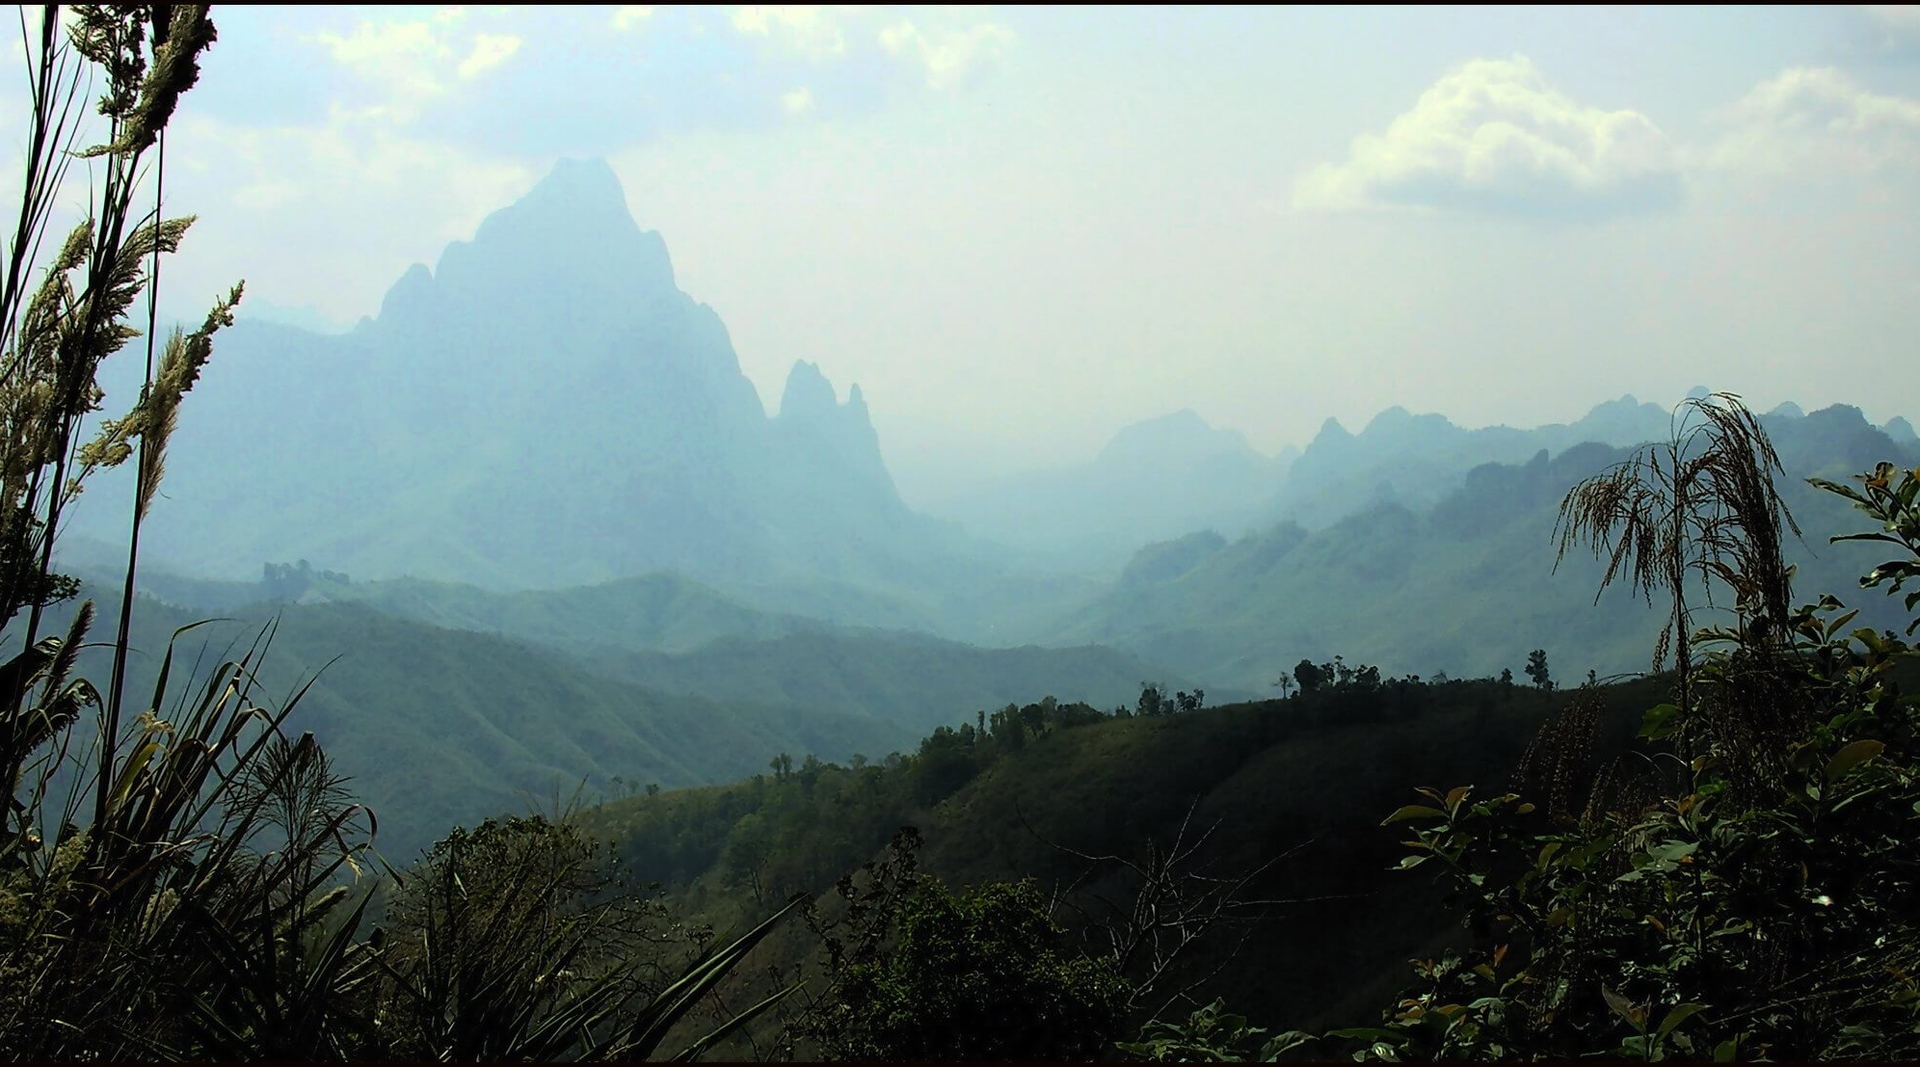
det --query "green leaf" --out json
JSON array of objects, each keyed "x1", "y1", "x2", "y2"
[
  {"x1": 1831, "y1": 532, "x2": 1907, "y2": 546},
  {"x1": 1326, "y1": 1027, "x2": 1409, "y2": 1044},
  {"x1": 605, "y1": 892, "x2": 807, "y2": 1060},
  {"x1": 1638, "y1": 703, "x2": 1680, "y2": 740},
  {"x1": 1824, "y1": 739, "x2": 1885, "y2": 780},
  {"x1": 669, "y1": 981, "x2": 802, "y2": 1062},
  {"x1": 1260, "y1": 1030, "x2": 1320, "y2": 1059},
  {"x1": 1647, "y1": 840, "x2": 1698, "y2": 863},
  {"x1": 1602, "y1": 987, "x2": 1645, "y2": 1032},
  {"x1": 1810, "y1": 476, "x2": 1870, "y2": 505},
  {"x1": 1381, "y1": 804, "x2": 1447, "y2": 825},
  {"x1": 1657, "y1": 1003, "x2": 1708, "y2": 1037}
]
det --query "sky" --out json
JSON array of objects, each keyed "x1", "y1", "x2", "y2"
[{"x1": 8, "y1": 5, "x2": 1920, "y2": 503}]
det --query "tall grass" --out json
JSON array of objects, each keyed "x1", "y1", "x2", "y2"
[{"x1": 0, "y1": 8, "x2": 799, "y2": 1060}]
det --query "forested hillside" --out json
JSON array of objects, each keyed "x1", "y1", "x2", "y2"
[
  {"x1": 27, "y1": 581, "x2": 1194, "y2": 858},
  {"x1": 580, "y1": 673, "x2": 1669, "y2": 1041},
  {"x1": 24, "y1": 590, "x2": 911, "y2": 859}
]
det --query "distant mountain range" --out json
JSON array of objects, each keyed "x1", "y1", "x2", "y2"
[
  {"x1": 47, "y1": 156, "x2": 1920, "y2": 857},
  {"x1": 1052, "y1": 402, "x2": 1920, "y2": 691},
  {"x1": 68, "y1": 157, "x2": 1916, "y2": 648},
  {"x1": 1263, "y1": 390, "x2": 1915, "y2": 529},
  {"x1": 36, "y1": 569, "x2": 1193, "y2": 858},
  {"x1": 922, "y1": 390, "x2": 1916, "y2": 574}
]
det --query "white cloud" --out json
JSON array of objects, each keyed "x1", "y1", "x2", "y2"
[
  {"x1": 1702, "y1": 66, "x2": 1920, "y2": 180},
  {"x1": 308, "y1": 9, "x2": 521, "y2": 118},
  {"x1": 311, "y1": 20, "x2": 458, "y2": 100},
  {"x1": 781, "y1": 86, "x2": 815, "y2": 114},
  {"x1": 1293, "y1": 55, "x2": 1681, "y2": 218},
  {"x1": 724, "y1": 7, "x2": 1013, "y2": 91},
  {"x1": 458, "y1": 32, "x2": 522, "y2": 80},
  {"x1": 732, "y1": 6, "x2": 855, "y2": 60},
  {"x1": 878, "y1": 19, "x2": 1013, "y2": 90},
  {"x1": 610, "y1": 6, "x2": 655, "y2": 31},
  {"x1": 171, "y1": 106, "x2": 534, "y2": 323}
]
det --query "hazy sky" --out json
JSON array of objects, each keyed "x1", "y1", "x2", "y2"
[{"x1": 12, "y1": 5, "x2": 1920, "y2": 501}]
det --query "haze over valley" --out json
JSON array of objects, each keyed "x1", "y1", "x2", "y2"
[{"x1": 8, "y1": 6, "x2": 1920, "y2": 1061}]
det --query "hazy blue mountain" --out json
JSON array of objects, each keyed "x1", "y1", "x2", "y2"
[
  {"x1": 69, "y1": 159, "x2": 1009, "y2": 609},
  {"x1": 246, "y1": 570, "x2": 824, "y2": 656},
  {"x1": 1269, "y1": 394, "x2": 1676, "y2": 527},
  {"x1": 925, "y1": 409, "x2": 1298, "y2": 570},
  {"x1": 1055, "y1": 404, "x2": 1920, "y2": 692},
  {"x1": 1761, "y1": 403, "x2": 1915, "y2": 478},
  {"x1": 233, "y1": 297, "x2": 351, "y2": 335},
  {"x1": 59, "y1": 554, "x2": 1191, "y2": 739}
]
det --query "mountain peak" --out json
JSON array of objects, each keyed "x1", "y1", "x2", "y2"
[
  {"x1": 1360, "y1": 406, "x2": 1459, "y2": 446},
  {"x1": 770, "y1": 360, "x2": 894, "y2": 506},
  {"x1": 377, "y1": 262, "x2": 435, "y2": 321},
  {"x1": 779, "y1": 360, "x2": 840, "y2": 420},
  {"x1": 528, "y1": 157, "x2": 625, "y2": 205},
  {"x1": 1366, "y1": 405, "x2": 1414, "y2": 428},
  {"x1": 466, "y1": 158, "x2": 647, "y2": 255},
  {"x1": 1885, "y1": 416, "x2": 1918, "y2": 445},
  {"x1": 1806, "y1": 403, "x2": 1869, "y2": 428},
  {"x1": 1586, "y1": 394, "x2": 1641, "y2": 412},
  {"x1": 1313, "y1": 416, "x2": 1351, "y2": 443},
  {"x1": 375, "y1": 156, "x2": 677, "y2": 331},
  {"x1": 1097, "y1": 410, "x2": 1255, "y2": 467},
  {"x1": 472, "y1": 158, "x2": 634, "y2": 243},
  {"x1": 1568, "y1": 394, "x2": 1667, "y2": 447}
]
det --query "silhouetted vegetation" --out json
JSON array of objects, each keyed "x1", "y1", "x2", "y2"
[{"x1": 1125, "y1": 398, "x2": 1920, "y2": 1062}]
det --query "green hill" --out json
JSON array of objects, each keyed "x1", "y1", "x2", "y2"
[
  {"x1": 578, "y1": 673, "x2": 1667, "y2": 1040},
  {"x1": 54, "y1": 558, "x2": 832, "y2": 655},
  {"x1": 587, "y1": 628, "x2": 1207, "y2": 733},
  {"x1": 312, "y1": 571, "x2": 823, "y2": 655},
  {"x1": 64, "y1": 559, "x2": 1200, "y2": 736},
  {"x1": 29, "y1": 592, "x2": 916, "y2": 861},
  {"x1": 29, "y1": 575, "x2": 1198, "y2": 857}
]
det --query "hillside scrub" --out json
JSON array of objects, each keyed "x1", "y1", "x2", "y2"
[{"x1": 1130, "y1": 402, "x2": 1920, "y2": 1062}]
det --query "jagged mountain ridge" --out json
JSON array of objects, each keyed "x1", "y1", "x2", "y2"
[
  {"x1": 73, "y1": 159, "x2": 955, "y2": 593},
  {"x1": 1270, "y1": 394, "x2": 1677, "y2": 525},
  {"x1": 1055, "y1": 403, "x2": 1920, "y2": 690},
  {"x1": 1266, "y1": 392, "x2": 1915, "y2": 529},
  {"x1": 923, "y1": 389, "x2": 1913, "y2": 579}
]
